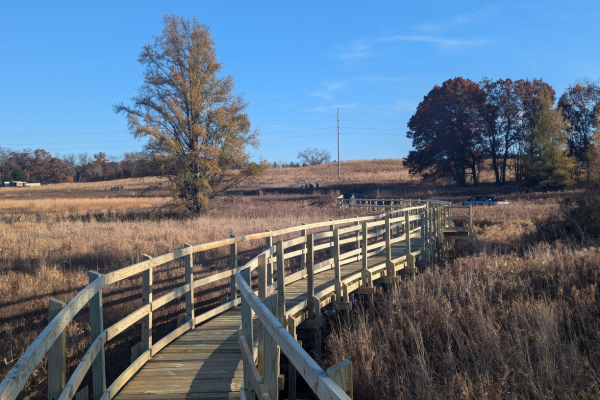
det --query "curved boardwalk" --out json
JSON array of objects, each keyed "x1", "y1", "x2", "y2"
[{"x1": 115, "y1": 238, "x2": 421, "y2": 399}]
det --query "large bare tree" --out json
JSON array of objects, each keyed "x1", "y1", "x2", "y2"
[{"x1": 115, "y1": 14, "x2": 264, "y2": 213}]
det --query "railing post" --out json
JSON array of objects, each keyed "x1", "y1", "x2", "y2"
[
  {"x1": 184, "y1": 244, "x2": 195, "y2": 325},
  {"x1": 385, "y1": 213, "x2": 393, "y2": 277},
  {"x1": 141, "y1": 254, "x2": 153, "y2": 353},
  {"x1": 263, "y1": 294, "x2": 279, "y2": 400},
  {"x1": 300, "y1": 223, "x2": 307, "y2": 272},
  {"x1": 420, "y1": 212, "x2": 426, "y2": 273},
  {"x1": 287, "y1": 317, "x2": 297, "y2": 400},
  {"x1": 469, "y1": 204, "x2": 473, "y2": 236},
  {"x1": 230, "y1": 234, "x2": 237, "y2": 301},
  {"x1": 307, "y1": 234, "x2": 315, "y2": 321},
  {"x1": 257, "y1": 253, "x2": 267, "y2": 376},
  {"x1": 405, "y1": 211, "x2": 415, "y2": 279},
  {"x1": 240, "y1": 268, "x2": 255, "y2": 400},
  {"x1": 276, "y1": 241, "x2": 286, "y2": 325},
  {"x1": 48, "y1": 298, "x2": 66, "y2": 400},
  {"x1": 266, "y1": 229, "x2": 273, "y2": 285},
  {"x1": 333, "y1": 228, "x2": 341, "y2": 303},
  {"x1": 326, "y1": 359, "x2": 353, "y2": 399},
  {"x1": 88, "y1": 270, "x2": 106, "y2": 400},
  {"x1": 313, "y1": 296, "x2": 322, "y2": 355},
  {"x1": 361, "y1": 222, "x2": 369, "y2": 285},
  {"x1": 329, "y1": 218, "x2": 335, "y2": 259},
  {"x1": 355, "y1": 217, "x2": 360, "y2": 250}
]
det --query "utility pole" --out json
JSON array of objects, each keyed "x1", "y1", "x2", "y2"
[{"x1": 337, "y1": 107, "x2": 340, "y2": 179}]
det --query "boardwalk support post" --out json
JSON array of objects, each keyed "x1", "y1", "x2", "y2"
[
  {"x1": 88, "y1": 271, "x2": 106, "y2": 400},
  {"x1": 48, "y1": 298, "x2": 66, "y2": 400},
  {"x1": 240, "y1": 268, "x2": 255, "y2": 400},
  {"x1": 184, "y1": 243, "x2": 195, "y2": 324},
  {"x1": 141, "y1": 254, "x2": 153, "y2": 353}
]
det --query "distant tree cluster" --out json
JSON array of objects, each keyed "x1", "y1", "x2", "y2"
[
  {"x1": 404, "y1": 77, "x2": 600, "y2": 189},
  {"x1": 0, "y1": 147, "x2": 158, "y2": 184}
]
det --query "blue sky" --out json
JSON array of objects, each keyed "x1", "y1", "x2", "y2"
[{"x1": 1, "y1": 1, "x2": 599, "y2": 163}]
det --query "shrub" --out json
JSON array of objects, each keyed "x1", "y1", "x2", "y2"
[{"x1": 567, "y1": 189, "x2": 600, "y2": 238}]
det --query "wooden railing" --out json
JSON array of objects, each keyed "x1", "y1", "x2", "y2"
[{"x1": 0, "y1": 198, "x2": 473, "y2": 400}]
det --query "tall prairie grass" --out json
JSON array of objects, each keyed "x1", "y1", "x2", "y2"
[{"x1": 323, "y1": 190, "x2": 600, "y2": 400}]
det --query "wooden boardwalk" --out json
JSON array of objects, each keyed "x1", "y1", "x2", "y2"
[{"x1": 115, "y1": 238, "x2": 421, "y2": 400}]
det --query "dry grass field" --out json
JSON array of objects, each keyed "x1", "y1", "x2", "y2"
[
  {"x1": 0, "y1": 158, "x2": 593, "y2": 399},
  {"x1": 323, "y1": 190, "x2": 600, "y2": 399}
]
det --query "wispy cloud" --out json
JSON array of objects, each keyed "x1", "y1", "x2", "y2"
[
  {"x1": 305, "y1": 104, "x2": 359, "y2": 113},
  {"x1": 331, "y1": 6, "x2": 497, "y2": 60},
  {"x1": 416, "y1": 5, "x2": 500, "y2": 34},
  {"x1": 334, "y1": 39, "x2": 376, "y2": 61},
  {"x1": 307, "y1": 76, "x2": 409, "y2": 101},
  {"x1": 378, "y1": 35, "x2": 489, "y2": 47}
]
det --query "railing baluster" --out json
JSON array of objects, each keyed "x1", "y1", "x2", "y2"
[
  {"x1": 276, "y1": 241, "x2": 286, "y2": 325},
  {"x1": 48, "y1": 298, "x2": 66, "y2": 400},
  {"x1": 405, "y1": 211, "x2": 415, "y2": 279},
  {"x1": 263, "y1": 294, "x2": 279, "y2": 400},
  {"x1": 300, "y1": 223, "x2": 307, "y2": 272},
  {"x1": 141, "y1": 254, "x2": 153, "y2": 352},
  {"x1": 88, "y1": 271, "x2": 106, "y2": 400},
  {"x1": 184, "y1": 244, "x2": 195, "y2": 324},
  {"x1": 333, "y1": 228, "x2": 341, "y2": 303},
  {"x1": 240, "y1": 268, "x2": 255, "y2": 400},
  {"x1": 307, "y1": 234, "x2": 315, "y2": 321},
  {"x1": 266, "y1": 229, "x2": 273, "y2": 285},
  {"x1": 230, "y1": 234, "x2": 237, "y2": 301},
  {"x1": 385, "y1": 213, "x2": 392, "y2": 277},
  {"x1": 257, "y1": 253, "x2": 268, "y2": 376}
]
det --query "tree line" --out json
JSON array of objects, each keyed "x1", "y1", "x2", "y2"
[
  {"x1": 0, "y1": 148, "x2": 158, "y2": 184},
  {"x1": 404, "y1": 77, "x2": 600, "y2": 189}
]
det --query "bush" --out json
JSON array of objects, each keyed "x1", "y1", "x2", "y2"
[{"x1": 567, "y1": 189, "x2": 600, "y2": 238}]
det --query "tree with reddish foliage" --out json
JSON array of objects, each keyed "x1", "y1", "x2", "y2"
[
  {"x1": 557, "y1": 78, "x2": 600, "y2": 181},
  {"x1": 404, "y1": 77, "x2": 487, "y2": 186}
]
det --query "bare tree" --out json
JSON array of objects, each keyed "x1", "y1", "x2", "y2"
[
  {"x1": 0, "y1": 147, "x2": 11, "y2": 181},
  {"x1": 297, "y1": 147, "x2": 331, "y2": 166},
  {"x1": 75, "y1": 153, "x2": 91, "y2": 182}
]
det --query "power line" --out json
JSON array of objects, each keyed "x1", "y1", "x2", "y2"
[
  {"x1": 344, "y1": 119, "x2": 404, "y2": 123},
  {"x1": 260, "y1": 134, "x2": 328, "y2": 141},
  {"x1": 0, "y1": 131, "x2": 130, "y2": 137},
  {"x1": 1, "y1": 140, "x2": 138, "y2": 146},
  {"x1": 259, "y1": 127, "x2": 336, "y2": 135},
  {"x1": 341, "y1": 127, "x2": 402, "y2": 131},
  {"x1": 0, "y1": 119, "x2": 118, "y2": 124},
  {"x1": 257, "y1": 120, "x2": 333, "y2": 127}
]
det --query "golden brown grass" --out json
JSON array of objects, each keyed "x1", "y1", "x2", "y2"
[
  {"x1": 323, "y1": 191, "x2": 600, "y2": 399},
  {"x1": 0, "y1": 197, "x2": 169, "y2": 213},
  {"x1": 0, "y1": 187, "x2": 352, "y2": 399},
  {"x1": 254, "y1": 158, "x2": 500, "y2": 187}
]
